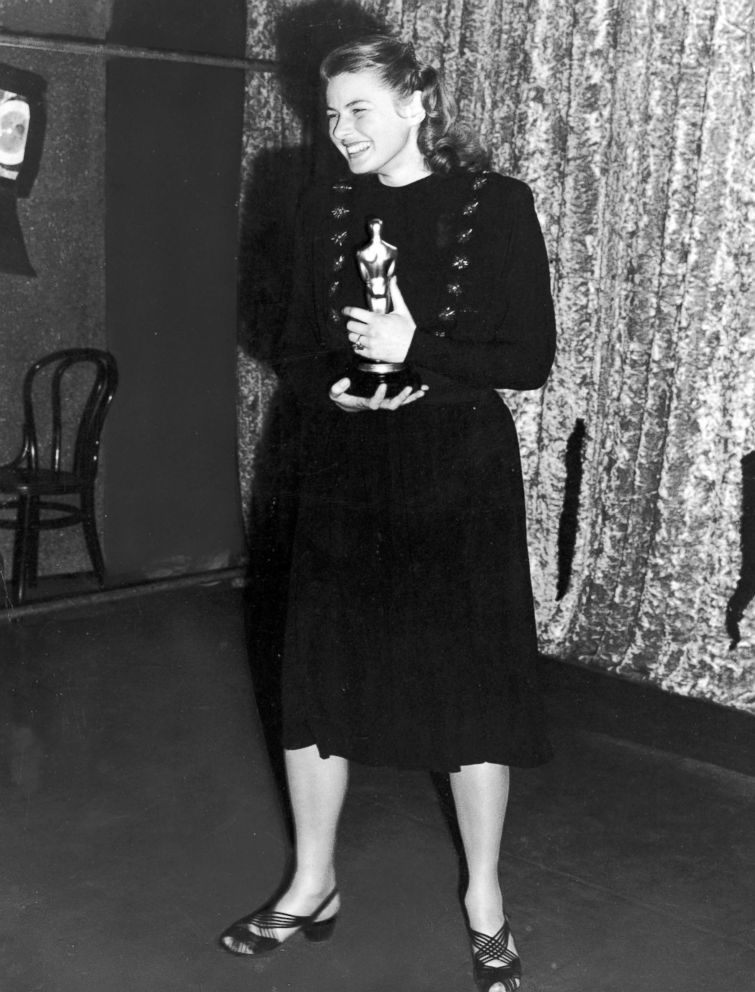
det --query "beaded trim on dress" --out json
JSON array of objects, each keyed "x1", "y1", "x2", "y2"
[{"x1": 324, "y1": 173, "x2": 492, "y2": 338}]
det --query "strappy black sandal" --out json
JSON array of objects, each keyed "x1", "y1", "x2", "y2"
[
  {"x1": 469, "y1": 915, "x2": 522, "y2": 992},
  {"x1": 219, "y1": 888, "x2": 339, "y2": 956}
]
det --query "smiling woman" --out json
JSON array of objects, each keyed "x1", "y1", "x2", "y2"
[
  {"x1": 222, "y1": 33, "x2": 556, "y2": 992},
  {"x1": 325, "y1": 70, "x2": 428, "y2": 185}
]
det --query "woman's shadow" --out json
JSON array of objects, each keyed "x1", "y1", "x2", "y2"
[{"x1": 239, "y1": 0, "x2": 387, "y2": 835}]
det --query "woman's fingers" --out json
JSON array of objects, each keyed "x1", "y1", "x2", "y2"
[
  {"x1": 342, "y1": 305, "x2": 372, "y2": 323},
  {"x1": 329, "y1": 378, "x2": 428, "y2": 412},
  {"x1": 345, "y1": 299, "x2": 414, "y2": 362},
  {"x1": 382, "y1": 385, "x2": 413, "y2": 410},
  {"x1": 368, "y1": 383, "x2": 388, "y2": 409},
  {"x1": 329, "y1": 378, "x2": 367, "y2": 412},
  {"x1": 380, "y1": 384, "x2": 429, "y2": 409},
  {"x1": 329, "y1": 377, "x2": 352, "y2": 399},
  {"x1": 401, "y1": 385, "x2": 430, "y2": 405},
  {"x1": 348, "y1": 329, "x2": 370, "y2": 353}
]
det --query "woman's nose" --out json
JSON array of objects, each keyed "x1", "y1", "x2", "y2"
[{"x1": 331, "y1": 115, "x2": 350, "y2": 141}]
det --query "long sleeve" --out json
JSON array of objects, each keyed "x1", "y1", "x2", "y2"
[{"x1": 406, "y1": 178, "x2": 556, "y2": 391}]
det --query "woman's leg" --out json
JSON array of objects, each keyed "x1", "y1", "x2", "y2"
[
  {"x1": 449, "y1": 762, "x2": 517, "y2": 977},
  {"x1": 261, "y1": 745, "x2": 348, "y2": 935}
]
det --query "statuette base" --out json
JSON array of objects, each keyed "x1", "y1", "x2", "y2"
[{"x1": 347, "y1": 360, "x2": 422, "y2": 399}]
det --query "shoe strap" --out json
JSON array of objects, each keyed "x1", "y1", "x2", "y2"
[
  {"x1": 470, "y1": 920, "x2": 518, "y2": 968},
  {"x1": 244, "y1": 888, "x2": 338, "y2": 938}
]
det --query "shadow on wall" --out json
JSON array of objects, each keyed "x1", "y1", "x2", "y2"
[
  {"x1": 238, "y1": 1, "x2": 388, "y2": 813},
  {"x1": 726, "y1": 451, "x2": 755, "y2": 649},
  {"x1": 239, "y1": 0, "x2": 389, "y2": 365},
  {"x1": 554, "y1": 430, "x2": 755, "y2": 651},
  {"x1": 556, "y1": 418, "x2": 586, "y2": 601}
]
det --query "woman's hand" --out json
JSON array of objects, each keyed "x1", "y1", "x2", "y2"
[
  {"x1": 343, "y1": 278, "x2": 415, "y2": 363},
  {"x1": 329, "y1": 378, "x2": 428, "y2": 413}
]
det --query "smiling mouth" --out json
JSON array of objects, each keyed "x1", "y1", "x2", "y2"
[{"x1": 344, "y1": 141, "x2": 370, "y2": 157}]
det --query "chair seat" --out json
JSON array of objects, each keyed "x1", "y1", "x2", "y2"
[{"x1": 0, "y1": 465, "x2": 88, "y2": 496}]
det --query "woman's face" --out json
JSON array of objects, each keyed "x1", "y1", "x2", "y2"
[{"x1": 325, "y1": 70, "x2": 426, "y2": 186}]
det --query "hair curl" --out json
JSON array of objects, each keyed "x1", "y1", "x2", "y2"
[{"x1": 320, "y1": 35, "x2": 490, "y2": 175}]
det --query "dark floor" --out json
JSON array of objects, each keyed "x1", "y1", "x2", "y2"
[{"x1": 1, "y1": 581, "x2": 754, "y2": 992}]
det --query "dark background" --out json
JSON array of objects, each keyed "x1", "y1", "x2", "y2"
[{"x1": 0, "y1": 1, "x2": 247, "y2": 583}]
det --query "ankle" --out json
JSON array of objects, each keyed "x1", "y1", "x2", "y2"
[
  {"x1": 286, "y1": 871, "x2": 337, "y2": 901},
  {"x1": 464, "y1": 884, "x2": 504, "y2": 923}
]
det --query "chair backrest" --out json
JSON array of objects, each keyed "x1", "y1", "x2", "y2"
[{"x1": 20, "y1": 348, "x2": 118, "y2": 480}]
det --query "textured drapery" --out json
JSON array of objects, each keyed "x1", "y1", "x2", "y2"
[{"x1": 238, "y1": 0, "x2": 755, "y2": 711}]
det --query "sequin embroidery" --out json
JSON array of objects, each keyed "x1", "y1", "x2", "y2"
[
  {"x1": 327, "y1": 181, "x2": 353, "y2": 327},
  {"x1": 429, "y1": 172, "x2": 491, "y2": 335}
]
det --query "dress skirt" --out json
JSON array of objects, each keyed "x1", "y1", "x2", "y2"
[{"x1": 281, "y1": 390, "x2": 552, "y2": 772}]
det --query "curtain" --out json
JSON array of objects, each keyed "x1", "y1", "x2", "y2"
[{"x1": 238, "y1": 0, "x2": 755, "y2": 711}]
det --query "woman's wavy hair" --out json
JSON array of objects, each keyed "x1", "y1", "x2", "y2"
[{"x1": 320, "y1": 35, "x2": 490, "y2": 175}]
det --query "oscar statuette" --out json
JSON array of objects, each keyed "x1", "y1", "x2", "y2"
[{"x1": 347, "y1": 217, "x2": 421, "y2": 399}]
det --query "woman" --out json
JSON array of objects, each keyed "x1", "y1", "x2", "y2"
[{"x1": 221, "y1": 35, "x2": 556, "y2": 992}]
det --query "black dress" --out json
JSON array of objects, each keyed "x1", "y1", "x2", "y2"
[{"x1": 274, "y1": 170, "x2": 556, "y2": 773}]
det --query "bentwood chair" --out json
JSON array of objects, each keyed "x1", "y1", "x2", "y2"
[{"x1": 0, "y1": 348, "x2": 118, "y2": 605}]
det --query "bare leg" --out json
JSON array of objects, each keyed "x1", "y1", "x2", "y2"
[
  {"x1": 450, "y1": 762, "x2": 518, "y2": 989},
  {"x1": 260, "y1": 746, "x2": 348, "y2": 938}
]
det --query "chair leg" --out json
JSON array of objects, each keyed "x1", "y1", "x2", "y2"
[
  {"x1": 12, "y1": 495, "x2": 34, "y2": 605},
  {"x1": 81, "y1": 489, "x2": 105, "y2": 584},
  {"x1": 27, "y1": 498, "x2": 40, "y2": 588},
  {"x1": 0, "y1": 550, "x2": 10, "y2": 608}
]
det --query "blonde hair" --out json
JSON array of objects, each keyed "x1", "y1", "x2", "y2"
[{"x1": 320, "y1": 35, "x2": 489, "y2": 175}]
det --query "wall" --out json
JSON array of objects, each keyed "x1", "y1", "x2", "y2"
[
  {"x1": 0, "y1": 1, "x2": 247, "y2": 585},
  {"x1": 0, "y1": 40, "x2": 106, "y2": 576},
  {"x1": 236, "y1": 0, "x2": 755, "y2": 713},
  {"x1": 3, "y1": 0, "x2": 749, "y2": 710}
]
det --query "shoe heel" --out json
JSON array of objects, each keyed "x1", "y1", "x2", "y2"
[{"x1": 303, "y1": 916, "x2": 337, "y2": 942}]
